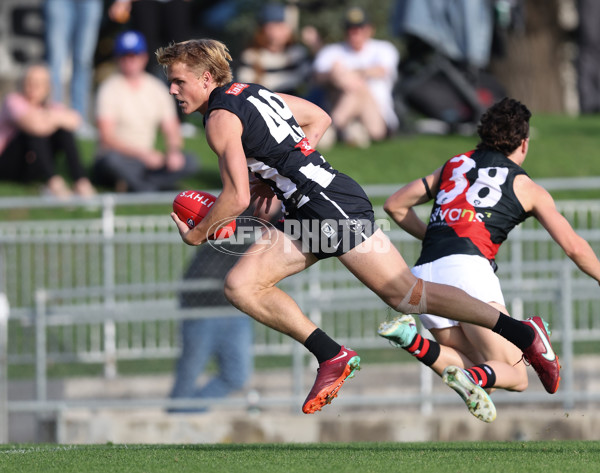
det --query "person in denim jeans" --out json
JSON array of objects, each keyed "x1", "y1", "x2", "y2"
[
  {"x1": 168, "y1": 203, "x2": 281, "y2": 413},
  {"x1": 43, "y1": 0, "x2": 103, "y2": 135}
]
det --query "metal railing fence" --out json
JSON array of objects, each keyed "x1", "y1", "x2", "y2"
[{"x1": 0, "y1": 179, "x2": 599, "y2": 436}]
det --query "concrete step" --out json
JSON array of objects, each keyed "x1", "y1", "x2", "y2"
[
  {"x1": 58, "y1": 407, "x2": 600, "y2": 444},
  {"x1": 8, "y1": 356, "x2": 600, "y2": 443}
]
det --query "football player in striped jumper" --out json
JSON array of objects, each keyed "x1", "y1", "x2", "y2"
[{"x1": 156, "y1": 40, "x2": 560, "y2": 415}]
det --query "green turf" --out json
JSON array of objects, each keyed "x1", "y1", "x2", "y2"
[
  {"x1": 3, "y1": 113, "x2": 600, "y2": 200},
  {"x1": 190, "y1": 112, "x2": 600, "y2": 195},
  {"x1": 0, "y1": 441, "x2": 598, "y2": 473}
]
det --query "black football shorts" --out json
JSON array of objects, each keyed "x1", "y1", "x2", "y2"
[{"x1": 277, "y1": 173, "x2": 377, "y2": 259}]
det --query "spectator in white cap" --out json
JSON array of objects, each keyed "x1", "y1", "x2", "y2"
[{"x1": 312, "y1": 6, "x2": 400, "y2": 148}]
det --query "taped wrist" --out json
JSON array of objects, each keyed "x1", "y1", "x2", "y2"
[{"x1": 396, "y1": 278, "x2": 427, "y2": 314}]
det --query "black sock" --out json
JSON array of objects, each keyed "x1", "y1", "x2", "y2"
[
  {"x1": 492, "y1": 312, "x2": 535, "y2": 351},
  {"x1": 404, "y1": 333, "x2": 441, "y2": 367},
  {"x1": 464, "y1": 364, "x2": 497, "y2": 389},
  {"x1": 303, "y1": 328, "x2": 342, "y2": 363}
]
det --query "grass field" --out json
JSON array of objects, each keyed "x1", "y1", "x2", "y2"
[
  {"x1": 179, "y1": 113, "x2": 600, "y2": 197},
  {"x1": 3, "y1": 113, "x2": 600, "y2": 199},
  {"x1": 195, "y1": 112, "x2": 600, "y2": 199},
  {"x1": 1, "y1": 441, "x2": 599, "y2": 473}
]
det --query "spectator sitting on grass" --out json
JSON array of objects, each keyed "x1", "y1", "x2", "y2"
[
  {"x1": 0, "y1": 63, "x2": 96, "y2": 198},
  {"x1": 312, "y1": 7, "x2": 400, "y2": 148},
  {"x1": 92, "y1": 30, "x2": 199, "y2": 193}
]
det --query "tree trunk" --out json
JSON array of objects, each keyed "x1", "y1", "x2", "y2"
[{"x1": 490, "y1": 0, "x2": 566, "y2": 113}]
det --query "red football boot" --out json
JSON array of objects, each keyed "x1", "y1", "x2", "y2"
[
  {"x1": 302, "y1": 346, "x2": 361, "y2": 414},
  {"x1": 522, "y1": 316, "x2": 561, "y2": 394}
]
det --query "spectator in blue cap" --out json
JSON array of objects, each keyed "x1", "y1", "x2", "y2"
[
  {"x1": 113, "y1": 30, "x2": 148, "y2": 56},
  {"x1": 91, "y1": 30, "x2": 199, "y2": 192}
]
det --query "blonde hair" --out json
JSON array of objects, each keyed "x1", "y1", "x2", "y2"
[{"x1": 156, "y1": 39, "x2": 233, "y2": 86}]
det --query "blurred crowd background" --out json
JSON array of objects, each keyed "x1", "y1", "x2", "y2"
[
  {"x1": 0, "y1": 0, "x2": 591, "y2": 121},
  {"x1": 0, "y1": 0, "x2": 596, "y2": 194}
]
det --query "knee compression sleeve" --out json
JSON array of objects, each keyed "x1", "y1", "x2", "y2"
[{"x1": 396, "y1": 278, "x2": 428, "y2": 314}]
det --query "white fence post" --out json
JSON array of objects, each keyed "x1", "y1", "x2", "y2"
[
  {"x1": 560, "y1": 261, "x2": 575, "y2": 410},
  {"x1": 0, "y1": 292, "x2": 9, "y2": 443},
  {"x1": 34, "y1": 289, "x2": 48, "y2": 403},
  {"x1": 102, "y1": 194, "x2": 117, "y2": 379},
  {"x1": 509, "y1": 225, "x2": 524, "y2": 320}
]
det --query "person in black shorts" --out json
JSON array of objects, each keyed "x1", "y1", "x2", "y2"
[{"x1": 156, "y1": 39, "x2": 560, "y2": 414}]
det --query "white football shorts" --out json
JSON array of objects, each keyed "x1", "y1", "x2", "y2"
[{"x1": 411, "y1": 254, "x2": 505, "y2": 330}]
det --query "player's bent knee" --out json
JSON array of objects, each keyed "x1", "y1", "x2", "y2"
[
  {"x1": 515, "y1": 379, "x2": 528, "y2": 392},
  {"x1": 223, "y1": 269, "x2": 262, "y2": 310},
  {"x1": 513, "y1": 373, "x2": 529, "y2": 392},
  {"x1": 396, "y1": 278, "x2": 428, "y2": 314},
  {"x1": 223, "y1": 271, "x2": 246, "y2": 307}
]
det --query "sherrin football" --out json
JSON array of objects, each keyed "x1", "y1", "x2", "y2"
[{"x1": 173, "y1": 190, "x2": 236, "y2": 239}]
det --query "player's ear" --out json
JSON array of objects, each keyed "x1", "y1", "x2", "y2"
[{"x1": 201, "y1": 70, "x2": 211, "y2": 86}]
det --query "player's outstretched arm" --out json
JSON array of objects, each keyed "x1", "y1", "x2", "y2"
[{"x1": 518, "y1": 177, "x2": 600, "y2": 284}]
